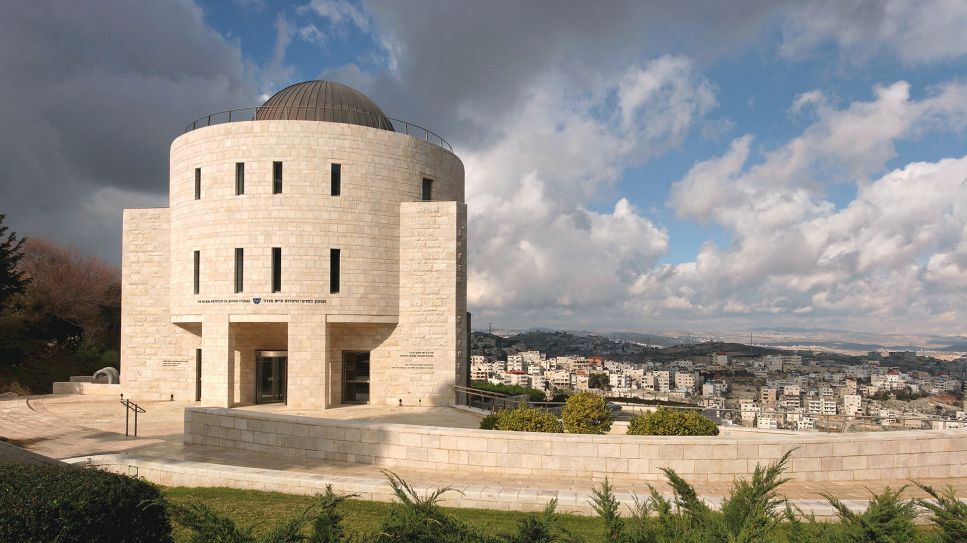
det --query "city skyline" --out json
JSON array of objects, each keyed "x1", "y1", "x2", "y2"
[{"x1": 3, "y1": 1, "x2": 967, "y2": 335}]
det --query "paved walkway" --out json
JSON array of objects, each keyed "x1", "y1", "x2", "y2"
[{"x1": 3, "y1": 395, "x2": 967, "y2": 517}]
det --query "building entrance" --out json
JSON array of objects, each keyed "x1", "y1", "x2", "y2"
[
  {"x1": 256, "y1": 350, "x2": 287, "y2": 404},
  {"x1": 342, "y1": 351, "x2": 370, "y2": 404}
]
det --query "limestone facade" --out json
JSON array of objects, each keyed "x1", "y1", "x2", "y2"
[{"x1": 121, "y1": 118, "x2": 466, "y2": 409}]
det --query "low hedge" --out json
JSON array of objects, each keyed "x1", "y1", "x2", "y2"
[
  {"x1": 479, "y1": 404, "x2": 563, "y2": 432},
  {"x1": 561, "y1": 392, "x2": 614, "y2": 434},
  {"x1": 0, "y1": 463, "x2": 172, "y2": 543},
  {"x1": 627, "y1": 407, "x2": 719, "y2": 436}
]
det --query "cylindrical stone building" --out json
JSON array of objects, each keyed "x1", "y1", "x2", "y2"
[{"x1": 121, "y1": 81, "x2": 468, "y2": 409}]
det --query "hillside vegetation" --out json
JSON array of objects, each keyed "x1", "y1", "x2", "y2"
[{"x1": 0, "y1": 216, "x2": 120, "y2": 395}]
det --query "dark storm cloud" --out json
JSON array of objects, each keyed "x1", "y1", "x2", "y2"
[{"x1": 0, "y1": 0, "x2": 258, "y2": 261}]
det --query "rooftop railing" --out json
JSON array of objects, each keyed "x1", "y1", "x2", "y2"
[{"x1": 183, "y1": 105, "x2": 452, "y2": 152}]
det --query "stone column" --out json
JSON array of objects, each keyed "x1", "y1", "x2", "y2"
[
  {"x1": 201, "y1": 314, "x2": 233, "y2": 407},
  {"x1": 287, "y1": 314, "x2": 327, "y2": 409}
]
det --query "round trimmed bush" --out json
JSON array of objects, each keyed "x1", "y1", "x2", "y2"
[
  {"x1": 480, "y1": 404, "x2": 563, "y2": 432},
  {"x1": 0, "y1": 463, "x2": 173, "y2": 543},
  {"x1": 627, "y1": 407, "x2": 719, "y2": 436},
  {"x1": 561, "y1": 392, "x2": 614, "y2": 434}
]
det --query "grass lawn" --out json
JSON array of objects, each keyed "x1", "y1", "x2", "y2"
[{"x1": 162, "y1": 486, "x2": 606, "y2": 541}]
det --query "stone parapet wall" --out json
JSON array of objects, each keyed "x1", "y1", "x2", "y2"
[
  {"x1": 52, "y1": 383, "x2": 122, "y2": 396},
  {"x1": 185, "y1": 407, "x2": 967, "y2": 482},
  {"x1": 0, "y1": 440, "x2": 66, "y2": 467}
]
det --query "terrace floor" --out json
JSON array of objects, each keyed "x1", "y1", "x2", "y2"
[{"x1": 2, "y1": 394, "x2": 966, "y2": 517}]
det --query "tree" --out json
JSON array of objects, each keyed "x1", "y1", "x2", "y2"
[
  {"x1": 588, "y1": 373, "x2": 611, "y2": 391},
  {"x1": 561, "y1": 392, "x2": 613, "y2": 434},
  {"x1": 0, "y1": 214, "x2": 28, "y2": 309},
  {"x1": 17, "y1": 238, "x2": 120, "y2": 347}
]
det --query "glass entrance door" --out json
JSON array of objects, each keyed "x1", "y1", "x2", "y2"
[
  {"x1": 256, "y1": 350, "x2": 287, "y2": 404},
  {"x1": 342, "y1": 351, "x2": 370, "y2": 404}
]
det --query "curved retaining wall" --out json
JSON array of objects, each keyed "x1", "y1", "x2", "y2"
[{"x1": 185, "y1": 407, "x2": 967, "y2": 482}]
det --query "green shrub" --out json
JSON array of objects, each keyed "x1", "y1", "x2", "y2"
[
  {"x1": 168, "y1": 484, "x2": 358, "y2": 543},
  {"x1": 916, "y1": 483, "x2": 967, "y2": 543},
  {"x1": 626, "y1": 407, "x2": 719, "y2": 436},
  {"x1": 824, "y1": 486, "x2": 921, "y2": 543},
  {"x1": 371, "y1": 471, "x2": 485, "y2": 543},
  {"x1": 561, "y1": 392, "x2": 613, "y2": 434},
  {"x1": 471, "y1": 381, "x2": 545, "y2": 402},
  {"x1": 0, "y1": 463, "x2": 173, "y2": 543},
  {"x1": 482, "y1": 404, "x2": 563, "y2": 433},
  {"x1": 478, "y1": 411, "x2": 499, "y2": 430}
]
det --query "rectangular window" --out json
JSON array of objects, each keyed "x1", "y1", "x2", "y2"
[
  {"x1": 273, "y1": 161, "x2": 283, "y2": 194},
  {"x1": 421, "y1": 178, "x2": 433, "y2": 201},
  {"x1": 234, "y1": 248, "x2": 244, "y2": 293},
  {"x1": 193, "y1": 250, "x2": 200, "y2": 294},
  {"x1": 272, "y1": 247, "x2": 282, "y2": 293},
  {"x1": 235, "y1": 162, "x2": 245, "y2": 195},
  {"x1": 194, "y1": 168, "x2": 201, "y2": 200},
  {"x1": 330, "y1": 248, "x2": 340, "y2": 294},
  {"x1": 331, "y1": 163, "x2": 341, "y2": 196}
]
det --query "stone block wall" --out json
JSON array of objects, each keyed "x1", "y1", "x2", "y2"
[
  {"x1": 121, "y1": 209, "x2": 200, "y2": 401},
  {"x1": 377, "y1": 202, "x2": 467, "y2": 406},
  {"x1": 185, "y1": 407, "x2": 967, "y2": 482}
]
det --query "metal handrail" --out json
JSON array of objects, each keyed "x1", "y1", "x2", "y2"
[
  {"x1": 452, "y1": 385, "x2": 529, "y2": 411},
  {"x1": 120, "y1": 399, "x2": 146, "y2": 437},
  {"x1": 453, "y1": 387, "x2": 964, "y2": 432},
  {"x1": 183, "y1": 105, "x2": 452, "y2": 152}
]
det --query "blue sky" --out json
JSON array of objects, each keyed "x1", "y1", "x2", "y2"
[{"x1": 4, "y1": 0, "x2": 967, "y2": 336}]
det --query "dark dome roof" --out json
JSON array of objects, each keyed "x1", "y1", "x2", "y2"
[{"x1": 255, "y1": 80, "x2": 394, "y2": 131}]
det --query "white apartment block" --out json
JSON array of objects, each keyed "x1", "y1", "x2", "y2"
[
  {"x1": 757, "y1": 411, "x2": 779, "y2": 430},
  {"x1": 610, "y1": 374, "x2": 632, "y2": 389},
  {"x1": 674, "y1": 371, "x2": 699, "y2": 392},
  {"x1": 654, "y1": 370, "x2": 672, "y2": 392},
  {"x1": 703, "y1": 380, "x2": 727, "y2": 397},
  {"x1": 842, "y1": 394, "x2": 863, "y2": 416},
  {"x1": 711, "y1": 353, "x2": 729, "y2": 367},
  {"x1": 760, "y1": 387, "x2": 778, "y2": 404},
  {"x1": 761, "y1": 355, "x2": 783, "y2": 372},
  {"x1": 782, "y1": 384, "x2": 801, "y2": 397}
]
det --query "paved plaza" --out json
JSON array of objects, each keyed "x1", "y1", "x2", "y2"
[{"x1": 3, "y1": 394, "x2": 967, "y2": 517}]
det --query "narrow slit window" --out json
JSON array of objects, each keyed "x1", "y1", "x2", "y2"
[
  {"x1": 235, "y1": 162, "x2": 245, "y2": 195},
  {"x1": 273, "y1": 161, "x2": 283, "y2": 194},
  {"x1": 272, "y1": 247, "x2": 282, "y2": 293},
  {"x1": 330, "y1": 248, "x2": 340, "y2": 294},
  {"x1": 331, "y1": 163, "x2": 341, "y2": 196},
  {"x1": 421, "y1": 178, "x2": 432, "y2": 201},
  {"x1": 194, "y1": 168, "x2": 201, "y2": 200},
  {"x1": 193, "y1": 250, "x2": 200, "y2": 294},
  {"x1": 234, "y1": 248, "x2": 244, "y2": 293}
]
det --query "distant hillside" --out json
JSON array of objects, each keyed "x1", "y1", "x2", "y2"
[
  {"x1": 596, "y1": 331, "x2": 683, "y2": 347},
  {"x1": 656, "y1": 342, "x2": 786, "y2": 357},
  {"x1": 471, "y1": 330, "x2": 658, "y2": 361},
  {"x1": 470, "y1": 330, "x2": 789, "y2": 362}
]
